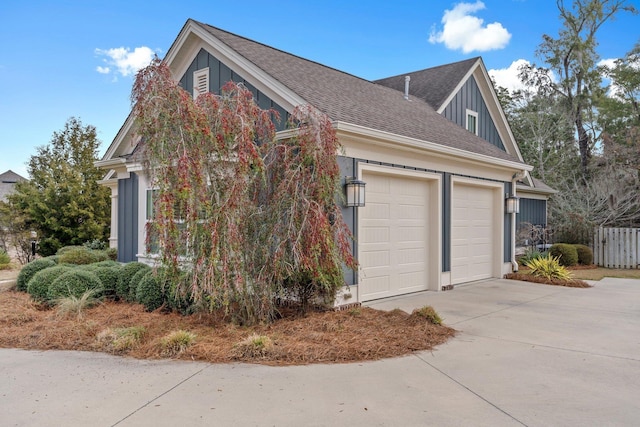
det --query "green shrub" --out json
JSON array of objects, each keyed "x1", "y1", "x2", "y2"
[
  {"x1": 42, "y1": 255, "x2": 60, "y2": 264},
  {"x1": 135, "y1": 270, "x2": 166, "y2": 311},
  {"x1": 83, "y1": 239, "x2": 107, "y2": 251},
  {"x1": 0, "y1": 250, "x2": 10, "y2": 266},
  {"x1": 524, "y1": 254, "x2": 573, "y2": 280},
  {"x1": 115, "y1": 262, "x2": 150, "y2": 301},
  {"x1": 58, "y1": 247, "x2": 108, "y2": 265},
  {"x1": 16, "y1": 258, "x2": 57, "y2": 292},
  {"x1": 164, "y1": 269, "x2": 195, "y2": 314},
  {"x1": 549, "y1": 243, "x2": 579, "y2": 267},
  {"x1": 104, "y1": 247, "x2": 117, "y2": 261},
  {"x1": 573, "y1": 244, "x2": 593, "y2": 265},
  {"x1": 26, "y1": 265, "x2": 74, "y2": 303},
  {"x1": 56, "y1": 245, "x2": 86, "y2": 255},
  {"x1": 128, "y1": 264, "x2": 152, "y2": 302},
  {"x1": 47, "y1": 269, "x2": 103, "y2": 301},
  {"x1": 90, "y1": 266, "x2": 121, "y2": 299}
]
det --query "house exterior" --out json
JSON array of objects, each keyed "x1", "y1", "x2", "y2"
[
  {"x1": 0, "y1": 170, "x2": 27, "y2": 203},
  {"x1": 96, "y1": 19, "x2": 551, "y2": 304}
]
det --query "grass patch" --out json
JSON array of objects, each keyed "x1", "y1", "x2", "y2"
[
  {"x1": 411, "y1": 305, "x2": 442, "y2": 325},
  {"x1": 97, "y1": 326, "x2": 146, "y2": 352},
  {"x1": 159, "y1": 330, "x2": 196, "y2": 357},
  {"x1": 569, "y1": 267, "x2": 640, "y2": 281},
  {"x1": 233, "y1": 334, "x2": 274, "y2": 359}
]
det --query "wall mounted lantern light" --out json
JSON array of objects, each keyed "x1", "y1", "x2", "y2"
[
  {"x1": 505, "y1": 194, "x2": 520, "y2": 214},
  {"x1": 345, "y1": 177, "x2": 366, "y2": 207}
]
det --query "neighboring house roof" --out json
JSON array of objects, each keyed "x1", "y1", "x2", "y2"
[
  {"x1": 0, "y1": 169, "x2": 27, "y2": 202},
  {"x1": 518, "y1": 177, "x2": 558, "y2": 195},
  {"x1": 374, "y1": 57, "x2": 480, "y2": 111}
]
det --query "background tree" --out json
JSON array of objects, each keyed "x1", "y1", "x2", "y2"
[
  {"x1": 5, "y1": 117, "x2": 110, "y2": 256},
  {"x1": 520, "y1": 0, "x2": 637, "y2": 179}
]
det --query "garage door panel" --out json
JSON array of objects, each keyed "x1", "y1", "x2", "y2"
[
  {"x1": 360, "y1": 172, "x2": 430, "y2": 301},
  {"x1": 451, "y1": 183, "x2": 496, "y2": 284}
]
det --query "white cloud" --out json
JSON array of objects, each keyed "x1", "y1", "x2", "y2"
[
  {"x1": 95, "y1": 46, "x2": 156, "y2": 77},
  {"x1": 488, "y1": 59, "x2": 531, "y2": 93},
  {"x1": 489, "y1": 59, "x2": 557, "y2": 95},
  {"x1": 429, "y1": 1, "x2": 511, "y2": 53}
]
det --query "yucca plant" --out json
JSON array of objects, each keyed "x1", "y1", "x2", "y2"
[{"x1": 524, "y1": 254, "x2": 573, "y2": 281}]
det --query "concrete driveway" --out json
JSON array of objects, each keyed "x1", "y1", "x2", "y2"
[{"x1": 1, "y1": 277, "x2": 639, "y2": 426}]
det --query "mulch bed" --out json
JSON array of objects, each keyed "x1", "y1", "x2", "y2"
[
  {"x1": 504, "y1": 272, "x2": 592, "y2": 288},
  {"x1": 0, "y1": 290, "x2": 456, "y2": 365}
]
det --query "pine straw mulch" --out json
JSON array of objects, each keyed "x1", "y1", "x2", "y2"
[
  {"x1": 504, "y1": 272, "x2": 592, "y2": 288},
  {"x1": 0, "y1": 290, "x2": 456, "y2": 365}
]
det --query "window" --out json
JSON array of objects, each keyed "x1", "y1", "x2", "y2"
[
  {"x1": 193, "y1": 68, "x2": 210, "y2": 99},
  {"x1": 466, "y1": 109, "x2": 478, "y2": 135}
]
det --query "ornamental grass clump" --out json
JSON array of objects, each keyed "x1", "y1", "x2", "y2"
[
  {"x1": 53, "y1": 289, "x2": 102, "y2": 319},
  {"x1": 411, "y1": 305, "x2": 443, "y2": 325},
  {"x1": 233, "y1": 334, "x2": 274, "y2": 359},
  {"x1": 159, "y1": 330, "x2": 196, "y2": 357},
  {"x1": 524, "y1": 254, "x2": 573, "y2": 281},
  {"x1": 97, "y1": 326, "x2": 146, "y2": 353}
]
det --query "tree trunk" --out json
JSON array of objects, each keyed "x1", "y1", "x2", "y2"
[{"x1": 575, "y1": 115, "x2": 591, "y2": 180}]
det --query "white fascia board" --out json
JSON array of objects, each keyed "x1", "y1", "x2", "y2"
[
  {"x1": 102, "y1": 113, "x2": 135, "y2": 161},
  {"x1": 334, "y1": 121, "x2": 533, "y2": 173},
  {"x1": 95, "y1": 157, "x2": 126, "y2": 170},
  {"x1": 166, "y1": 21, "x2": 306, "y2": 113}
]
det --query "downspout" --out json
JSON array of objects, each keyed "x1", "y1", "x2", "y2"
[{"x1": 511, "y1": 171, "x2": 526, "y2": 272}]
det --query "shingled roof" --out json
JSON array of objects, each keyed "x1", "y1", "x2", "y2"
[
  {"x1": 374, "y1": 57, "x2": 479, "y2": 111},
  {"x1": 194, "y1": 21, "x2": 521, "y2": 164}
]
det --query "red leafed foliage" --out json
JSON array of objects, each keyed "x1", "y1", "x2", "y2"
[{"x1": 131, "y1": 59, "x2": 356, "y2": 324}]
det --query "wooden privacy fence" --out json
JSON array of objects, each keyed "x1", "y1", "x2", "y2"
[{"x1": 593, "y1": 227, "x2": 640, "y2": 269}]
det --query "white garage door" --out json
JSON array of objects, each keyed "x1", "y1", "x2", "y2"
[
  {"x1": 451, "y1": 183, "x2": 495, "y2": 284},
  {"x1": 359, "y1": 172, "x2": 430, "y2": 301}
]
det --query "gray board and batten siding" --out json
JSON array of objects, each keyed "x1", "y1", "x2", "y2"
[
  {"x1": 517, "y1": 198, "x2": 547, "y2": 228},
  {"x1": 441, "y1": 75, "x2": 505, "y2": 151},
  {"x1": 118, "y1": 172, "x2": 139, "y2": 263},
  {"x1": 179, "y1": 48, "x2": 289, "y2": 131}
]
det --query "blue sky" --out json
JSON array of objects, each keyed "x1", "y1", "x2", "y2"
[{"x1": 1, "y1": 0, "x2": 638, "y2": 178}]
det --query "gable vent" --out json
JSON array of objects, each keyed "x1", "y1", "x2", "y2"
[{"x1": 193, "y1": 68, "x2": 210, "y2": 99}]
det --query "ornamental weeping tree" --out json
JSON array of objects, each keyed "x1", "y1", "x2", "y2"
[{"x1": 131, "y1": 59, "x2": 355, "y2": 324}]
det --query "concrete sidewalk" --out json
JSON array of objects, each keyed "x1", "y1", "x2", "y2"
[{"x1": 1, "y1": 278, "x2": 639, "y2": 426}]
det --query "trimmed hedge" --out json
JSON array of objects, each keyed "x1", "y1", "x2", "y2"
[
  {"x1": 573, "y1": 244, "x2": 593, "y2": 265},
  {"x1": 128, "y1": 265, "x2": 152, "y2": 301},
  {"x1": 58, "y1": 247, "x2": 108, "y2": 265},
  {"x1": 135, "y1": 270, "x2": 165, "y2": 312},
  {"x1": 115, "y1": 262, "x2": 150, "y2": 301},
  {"x1": 549, "y1": 243, "x2": 579, "y2": 267},
  {"x1": 16, "y1": 258, "x2": 57, "y2": 292},
  {"x1": 47, "y1": 269, "x2": 104, "y2": 301},
  {"x1": 90, "y1": 266, "x2": 121, "y2": 299},
  {"x1": 27, "y1": 265, "x2": 75, "y2": 303}
]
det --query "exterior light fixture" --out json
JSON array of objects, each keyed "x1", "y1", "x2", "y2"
[
  {"x1": 505, "y1": 194, "x2": 520, "y2": 214},
  {"x1": 345, "y1": 177, "x2": 366, "y2": 207}
]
